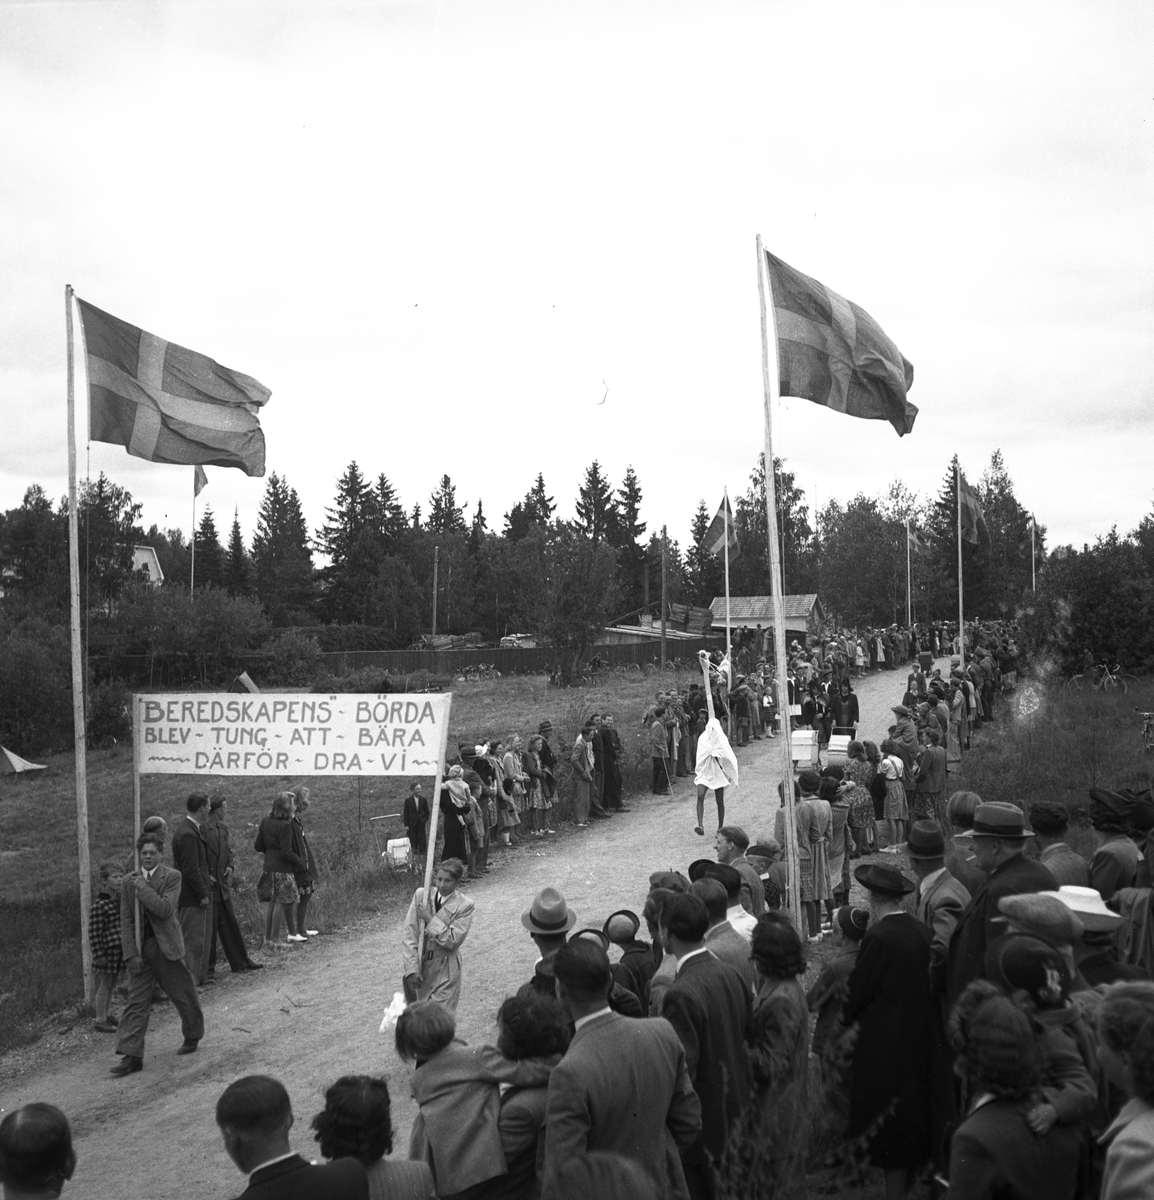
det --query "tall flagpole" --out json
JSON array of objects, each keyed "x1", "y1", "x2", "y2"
[
  {"x1": 1031, "y1": 517, "x2": 1036, "y2": 592},
  {"x1": 723, "y1": 489, "x2": 732, "y2": 668},
  {"x1": 65, "y1": 285, "x2": 94, "y2": 1006},
  {"x1": 756, "y1": 236, "x2": 801, "y2": 925},
  {"x1": 190, "y1": 474, "x2": 197, "y2": 598},
  {"x1": 906, "y1": 517, "x2": 912, "y2": 626},
  {"x1": 956, "y1": 462, "x2": 965, "y2": 670}
]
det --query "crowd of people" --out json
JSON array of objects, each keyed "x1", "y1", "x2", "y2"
[
  {"x1": 85, "y1": 784, "x2": 327, "y2": 1076},
  {"x1": 15, "y1": 621, "x2": 1154, "y2": 1200}
]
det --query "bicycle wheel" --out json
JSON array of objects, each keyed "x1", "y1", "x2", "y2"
[
  {"x1": 1121, "y1": 675, "x2": 1140, "y2": 689},
  {"x1": 1067, "y1": 676, "x2": 1084, "y2": 691}
]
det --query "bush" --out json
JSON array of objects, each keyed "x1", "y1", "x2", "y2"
[
  {"x1": 86, "y1": 680, "x2": 131, "y2": 746},
  {"x1": 284, "y1": 625, "x2": 407, "y2": 652},
  {"x1": 264, "y1": 630, "x2": 324, "y2": 686},
  {"x1": 0, "y1": 618, "x2": 73, "y2": 753}
]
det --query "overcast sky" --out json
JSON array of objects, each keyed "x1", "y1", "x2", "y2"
[{"x1": 2, "y1": 0, "x2": 1151, "y2": 555}]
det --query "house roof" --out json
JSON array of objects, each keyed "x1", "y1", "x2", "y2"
[{"x1": 709, "y1": 594, "x2": 822, "y2": 623}]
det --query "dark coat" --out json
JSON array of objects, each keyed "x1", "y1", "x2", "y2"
[
  {"x1": 291, "y1": 816, "x2": 317, "y2": 888},
  {"x1": 204, "y1": 821, "x2": 234, "y2": 900},
  {"x1": 613, "y1": 940, "x2": 658, "y2": 1011},
  {"x1": 171, "y1": 816, "x2": 210, "y2": 907},
  {"x1": 661, "y1": 949, "x2": 752, "y2": 1162},
  {"x1": 235, "y1": 1154, "x2": 368, "y2": 1200},
  {"x1": 843, "y1": 912, "x2": 950, "y2": 1171},
  {"x1": 947, "y1": 851, "x2": 1057, "y2": 1007},
  {"x1": 947, "y1": 1095, "x2": 1082, "y2": 1200},
  {"x1": 253, "y1": 814, "x2": 306, "y2": 876},
  {"x1": 829, "y1": 692, "x2": 860, "y2": 731}
]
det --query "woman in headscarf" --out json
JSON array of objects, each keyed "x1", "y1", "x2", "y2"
[
  {"x1": 502, "y1": 734, "x2": 529, "y2": 837},
  {"x1": 745, "y1": 913, "x2": 810, "y2": 1199},
  {"x1": 1089, "y1": 789, "x2": 1142, "y2": 902},
  {"x1": 401, "y1": 857, "x2": 475, "y2": 1013},
  {"x1": 439, "y1": 766, "x2": 474, "y2": 867}
]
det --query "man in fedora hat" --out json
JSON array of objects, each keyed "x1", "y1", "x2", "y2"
[
  {"x1": 519, "y1": 887, "x2": 578, "y2": 999},
  {"x1": 1050, "y1": 885, "x2": 1147, "y2": 986},
  {"x1": 844, "y1": 863, "x2": 950, "y2": 1194},
  {"x1": 906, "y1": 820, "x2": 971, "y2": 974},
  {"x1": 946, "y1": 802, "x2": 1056, "y2": 1007}
]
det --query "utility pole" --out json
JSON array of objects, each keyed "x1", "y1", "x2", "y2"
[
  {"x1": 660, "y1": 526, "x2": 667, "y2": 669},
  {"x1": 431, "y1": 544, "x2": 439, "y2": 635}
]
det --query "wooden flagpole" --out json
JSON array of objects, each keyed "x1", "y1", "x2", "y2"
[
  {"x1": 190, "y1": 472, "x2": 197, "y2": 598},
  {"x1": 755, "y1": 237, "x2": 801, "y2": 924},
  {"x1": 906, "y1": 518, "x2": 912, "y2": 627},
  {"x1": 723, "y1": 490, "x2": 732, "y2": 668},
  {"x1": 1031, "y1": 517, "x2": 1036, "y2": 592},
  {"x1": 65, "y1": 285, "x2": 94, "y2": 1006},
  {"x1": 957, "y1": 463, "x2": 965, "y2": 670},
  {"x1": 415, "y1": 697, "x2": 454, "y2": 970},
  {"x1": 132, "y1": 694, "x2": 142, "y2": 946}
]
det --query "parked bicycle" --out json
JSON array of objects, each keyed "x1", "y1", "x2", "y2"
[
  {"x1": 1068, "y1": 663, "x2": 1139, "y2": 693},
  {"x1": 1137, "y1": 709, "x2": 1154, "y2": 753}
]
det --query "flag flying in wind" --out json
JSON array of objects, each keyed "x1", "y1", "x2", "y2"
[
  {"x1": 958, "y1": 470, "x2": 987, "y2": 545},
  {"x1": 764, "y1": 250, "x2": 917, "y2": 437},
  {"x1": 699, "y1": 494, "x2": 739, "y2": 560},
  {"x1": 907, "y1": 526, "x2": 930, "y2": 557},
  {"x1": 194, "y1": 465, "x2": 208, "y2": 497},
  {"x1": 77, "y1": 299, "x2": 270, "y2": 477}
]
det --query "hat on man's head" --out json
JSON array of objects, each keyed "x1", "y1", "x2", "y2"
[
  {"x1": 748, "y1": 841, "x2": 780, "y2": 861},
  {"x1": 648, "y1": 869, "x2": 689, "y2": 893},
  {"x1": 954, "y1": 802, "x2": 1034, "y2": 841},
  {"x1": 687, "y1": 859, "x2": 742, "y2": 899},
  {"x1": 891, "y1": 705, "x2": 911, "y2": 718},
  {"x1": 994, "y1": 892, "x2": 1082, "y2": 945},
  {"x1": 1127, "y1": 791, "x2": 1154, "y2": 833},
  {"x1": 903, "y1": 820, "x2": 946, "y2": 860},
  {"x1": 1047, "y1": 886, "x2": 1122, "y2": 932},
  {"x1": 521, "y1": 887, "x2": 578, "y2": 935},
  {"x1": 854, "y1": 863, "x2": 915, "y2": 897},
  {"x1": 797, "y1": 770, "x2": 822, "y2": 794},
  {"x1": 537, "y1": 720, "x2": 553, "y2": 734},
  {"x1": 604, "y1": 909, "x2": 640, "y2": 945},
  {"x1": 837, "y1": 906, "x2": 870, "y2": 941}
]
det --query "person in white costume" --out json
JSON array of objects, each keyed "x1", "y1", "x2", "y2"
[{"x1": 694, "y1": 651, "x2": 740, "y2": 836}]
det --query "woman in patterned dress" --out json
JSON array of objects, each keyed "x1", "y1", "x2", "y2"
[{"x1": 843, "y1": 740, "x2": 876, "y2": 857}]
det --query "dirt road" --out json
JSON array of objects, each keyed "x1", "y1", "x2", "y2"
[{"x1": 0, "y1": 662, "x2": 935, "y2": 1197}]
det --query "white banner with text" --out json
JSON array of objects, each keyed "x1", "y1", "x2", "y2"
[{"x1": 134, "y1": 693, "x2": 452, "y2": 777}]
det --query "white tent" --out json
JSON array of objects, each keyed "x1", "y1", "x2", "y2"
[{"x1": 0, "y1": 747, "x2": 46, "y2": 775}]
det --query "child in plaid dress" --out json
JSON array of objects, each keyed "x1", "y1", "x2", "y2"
[{"x1": 89, "y1": 860, "x2": 124, "y2": 1031}]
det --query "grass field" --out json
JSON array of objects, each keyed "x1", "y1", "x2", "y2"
[{"x1": 0, "y1": 665, "x2": 701, "y2": 1052}]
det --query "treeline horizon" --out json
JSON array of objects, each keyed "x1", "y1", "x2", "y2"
[{"x1": 5, "y1": 447, "x2": 1147, "y2": 645}]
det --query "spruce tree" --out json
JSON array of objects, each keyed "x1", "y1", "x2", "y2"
[
  {"x1": 427, "y1": 476, "x2": 466, "y2": 534},
  {"x1": 575, "y1": 461, "x2": 618, "y2": 544},
  {"x1": 225, "y1": 509, "x2": 252, "y2": 597},
  {"x1": 252, "y1": 473, "x2": 315, "y2": 623},
  {"x1": 194, "y1": 506, "x2": 225, "y2": 589}
]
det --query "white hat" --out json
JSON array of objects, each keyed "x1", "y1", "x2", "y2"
[{"x1": 1045, "y1": 886, "x2": 1121, "y2": 931}]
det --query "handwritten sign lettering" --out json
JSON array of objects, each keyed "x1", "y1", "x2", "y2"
[{"x1": 135, "y1": 693, "x2": 452, "y2": 777}]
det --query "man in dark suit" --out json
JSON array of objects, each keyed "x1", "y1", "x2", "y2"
[
  {"x1": 946, "y1": 802, "x2": 1057, "y2": 1007},
  {"x1": 111, "y1": 832, "x2": 204, "y2": 1075},
  {"x1": 216, "y1": 1075, "x2": 368, "y2": 1199},
  {"x1": 660, "y1": 892, "x2": 752, "y2": 1199},
  {"x1": 599, "y1": 713, "x2": 628, "y2": 812},
  {"x1": 544, "y1": 940, "x2": 701, "y2": 1200},
  {"x1": 171, "y1": 790, "x2": 212, "y2": 986},
  {"x1": 205, "y1": 795, "x2": 263, "y2": 975},
  {"x1": 689, "y1": 879, "x2": 754, "y2": 994}
]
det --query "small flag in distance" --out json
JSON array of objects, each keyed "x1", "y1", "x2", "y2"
[
  {"x1": 78, "y1": 298, "x2": 270, "y2": 477},
  {"x1": 194, "y1": 465, "x2": 208, "y2": 497},
  {"x1": 699, "y1": 494, "x2": 739, "y2": 560},
  {"x1": 907, "y1": 527, "x2": 930, "y2": 556},
  {"x1": 958, "y1": 470, "x2": 987, "y2": 545}
]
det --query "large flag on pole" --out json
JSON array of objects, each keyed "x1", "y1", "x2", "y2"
[
  {"x1": 958, "y1": 471, "x2": 986, "y2": 544},
  {"x1": 764, "y1": 250, "x2": 917, "y2": 437},
  {"x1": 699, "y1": 493, "x2": 740, "y2": 560},
  {"x1": 77, "y1": 299, "x2": 270, "y2": 476},
  {"x1": 194, "y1": 465, "x2": 208, "y2": 497}
]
